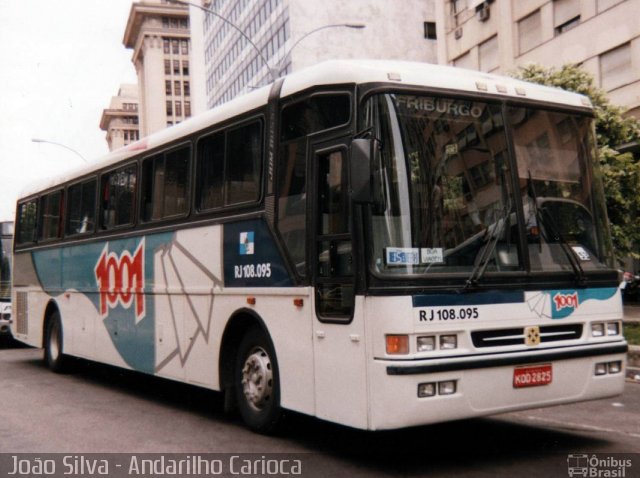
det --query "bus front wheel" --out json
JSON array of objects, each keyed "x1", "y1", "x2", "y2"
[
  {"x1": 235, "y1": 327, "x2": 282, "y2": 433},
  {"x1": 44, "y1": 312, "x2": 68, "y2": 373}
]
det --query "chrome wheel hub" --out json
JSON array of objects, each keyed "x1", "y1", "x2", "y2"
[{"x1": 241, "y1": 346, "x2": 273, "y2": 411}]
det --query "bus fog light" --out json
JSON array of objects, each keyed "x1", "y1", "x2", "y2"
[
  {"x1": 595, "y1": 362, "x2": 607, "y2": 376},
  {"x1": 608, "y1": 361, "x2": 622, "y2": 374},
  {"x1": 440, "y1": 335, "x2": 457, "y2": 350},
  {"x1": 417, "y1": 382, "x2": 436, "y2": 398},
  {"x1": 438, "y1": 380, "x2": 457, "y2": 395},
  {"x1": 591, "y1": 323, "x2": 605, "y2": 337},
  {"x1": 606, "y1": 322, "x2": 620, "y2": 336},
  {"x1": 386, "y1": 335, "x2": 409, "y2": 355},
  {"x1": 417, "y1": 336, "x2": 436, "y2": 352}
]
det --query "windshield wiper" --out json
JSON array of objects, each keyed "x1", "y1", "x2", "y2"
[
  {"x1": 527, "y1": 171, "x2": 586, "y2": 285},
  {"x1": 464, "y1": 201, "x2": 511, "y2": 290}
]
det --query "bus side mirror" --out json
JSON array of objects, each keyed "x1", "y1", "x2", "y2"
[{"x1": 350, "y1": 138, "x2": 374, "y2": 204}]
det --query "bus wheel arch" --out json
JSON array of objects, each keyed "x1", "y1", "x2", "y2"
[
  {"x1": 42, "y1": 301, "x2": 68, "y2": 373},
  {"x1": 219, "y1": 309, "x2": 282, "y2": 433}
]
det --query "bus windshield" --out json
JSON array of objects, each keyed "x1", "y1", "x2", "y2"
[{"x1": 361, "y1": 93, "x2": 613, "y2": 278}]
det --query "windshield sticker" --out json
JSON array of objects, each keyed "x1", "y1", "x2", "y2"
[
  {"x1": 571, "y1": 246, "x2": 591, "y2": 261},
  {"x1": 421, "y1": 248, "x2": 444, "y2": 264},
  {"x1": 386, "y1": 248, "x2": 420, "y2": 266}
]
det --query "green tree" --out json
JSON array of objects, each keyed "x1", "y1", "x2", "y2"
[{"x1": 513, "y1": 63, "x2": 640, "y2": 260}]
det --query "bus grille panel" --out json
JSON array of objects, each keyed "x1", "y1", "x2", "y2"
[{"x1": 471, "y1": 324, "x2": 583, "y2": 348}]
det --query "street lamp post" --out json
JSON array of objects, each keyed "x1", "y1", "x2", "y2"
[
  {"x1": 169, "y1": 0, "x2": 365, "y2": 83},
  {"x1": 31, "y1": 138, "x2": 88, "y2": 163}
]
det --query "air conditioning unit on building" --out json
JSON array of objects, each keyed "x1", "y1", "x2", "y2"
[
  {"x1": 477, "y1": 4, "x2": 490, "y2": 22},
  {"x1": 454, "y1": 27, "x2": 463, "y2": 39}
]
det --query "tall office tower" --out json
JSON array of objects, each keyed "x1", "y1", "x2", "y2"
[
  {"x1": 189, "y1": 0, "x2": 438, "y2": 108},
  {"x1": 123, "y1": 0, "x2": 193, "y2": 136},
  {"x1": 100, "y1": 84, "x2": 140, "y2": 152}
]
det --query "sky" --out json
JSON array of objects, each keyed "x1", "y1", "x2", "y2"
[{"x1": 0, "y1": 0, "x2": 137, "y2": 220}]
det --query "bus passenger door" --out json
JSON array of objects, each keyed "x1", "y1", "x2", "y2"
[{"x1": 311, "y1": 141, "x2": 368, "y2": 429}]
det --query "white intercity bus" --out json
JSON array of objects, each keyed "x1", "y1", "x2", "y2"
[
  {"x1": 0, "y1": 221, "x2": 13, "y2": 336},
  {"x1": 12, "y1": 61, "x2": 627, "y2": 432}
]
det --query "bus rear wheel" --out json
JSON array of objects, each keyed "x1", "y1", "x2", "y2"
[
  {"x1": 44, "y1": 312, "x2": 68, "y2": 373},
  {"x1": 235, "y1": 327, "x2": 282, "y2": 433}
]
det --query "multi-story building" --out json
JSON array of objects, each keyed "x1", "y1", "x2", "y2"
[
  {"x1": 190, "y1": 0, "x2": 438, "y2": 109},
  {"x1": 435, "y1": 0, "x2": 640, "y2": 119},
  {"x1": 123, "y1": 0, "x2": 193, "y2": 136},
  {"x1": 99, "y1": 84, "x2": 140, "y2": 152}
]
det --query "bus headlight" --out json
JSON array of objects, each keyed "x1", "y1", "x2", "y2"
[
  {"x1": 606, "y1": 322, "x2": 620, "y2": 336},
  {"x1": 438, "y1": 380, "x2": 457, "y2": 395},
  {"x1": 608, "y1": 361, "x2": 622, "y2": 374},
  {"x1": 595, "y1": 362, "x2": 607, "y2": 375},
  {"x1": 440, "y1": 335, "x2": 458, "y2": 350},
  {"x1": 591, "y1": 323, "x2": 605, "y2": 337},
  {"x1": 417, "y1": 336, "x2": 436, "y2": 352},
  {"x1": 417, "y1": 382, "x2": 436, "y2": 398}
]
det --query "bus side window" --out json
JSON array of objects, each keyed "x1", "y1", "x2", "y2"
[
  {"x1": 226, "y1": 121, "x2": 262, "y2": 205},
  {"x1": 16, "y1": 200, "x2": 38, "y2": 245},
  {"x1": 196, "y1": 132, "x2": 225, "y2": 211},
  {"x1": 66, "y1": 179, "x2": 96, "y2": 236},
  {"x1": 37, "y1": 191, "x2": 63, "y2": 241},
  {"x1": 100, "y1": 165, "x2": 137, "y2": 229},
  {"x1": 142, "y1": 146, "x2": 190, "y2": 222}
]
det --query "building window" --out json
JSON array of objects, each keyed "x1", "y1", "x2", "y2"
[
  {"x1": 185, "y1": 101, "x2": 191, "y2": 117},
  {"x1": 518, "y1": 9, "x2": 542, "y2": 55},
  {"x1": 184, "y1": 81, "x2": 190, "y2": 96},
  {"x1": 165, "y1": 59, "x2": 171, "y2": 75},
  {"x1": 166, "y1": 101, "x2": 173, "y2": 116},
  {"x1": 163, "y1": 39, "x2": 170, "y2": 54},
  {"x1": 175, "y1": 101, "x2": 182, "y2": 116},
  {"x1": 479, "y1": 35, "x2": 499, "y2": 72},
  {"x1": 181, "y1": 39, "x2": 189, "y2": 55},
  {"x1": 173, "y1": 60, "x2": 180, "y2": 75},
  {"x1": 172, "y1": 40, "x2": 179, "y2": 54},
  {"x1": 600, "y1": 43, "x2": 633, "y2": 90},
  {"x1": 174, "y1": 80, "x2": 181, "y2": 96},
  {"x1": 424, "y1": 22, "x2": 437, "y2": 40},
  {"x1": 182, "y1": 60, "x2": 189, "y2": 75},
  {"x1": 554, "y1": 0, "x2": 580, "y2": 35},
  {"x1": 165, "y1": 80, "x2": 172, "y2": 95},
  {"x1": 453, "y1": 51, "x2": 473, "y2": 69}
]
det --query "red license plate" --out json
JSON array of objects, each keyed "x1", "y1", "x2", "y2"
[{"x1": 513, "y1": 364, "x2": 553, "y2": 388}]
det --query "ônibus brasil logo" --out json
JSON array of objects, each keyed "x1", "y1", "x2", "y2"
[{"x1": 95, "y1": 240, "x2": 145, "y2": 321}]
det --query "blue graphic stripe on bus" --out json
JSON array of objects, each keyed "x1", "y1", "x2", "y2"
[
  {"x1": 223, "y1": 219, "x2": 292, "y2": 287},
  {"x1": 412, "y1": 290, "x2": 525, "y2": 308},
  {"x1": 32, "y1": 233, "x2": 174, "y2": 374},
  {"x1": 549, "y1": 287, "x2": 618, "y2": 319}
]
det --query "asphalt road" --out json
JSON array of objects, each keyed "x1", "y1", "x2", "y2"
[{"x1": 0, "y1": 341, "x2": 639, "y2": 478}]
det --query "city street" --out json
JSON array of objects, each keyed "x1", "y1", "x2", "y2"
[{"x1": 0, "y1": 342, "x2": 638, "y2": 478}]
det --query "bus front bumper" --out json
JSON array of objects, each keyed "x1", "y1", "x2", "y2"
[{"x1": 368, "y1": 342, "x2": 628, "y2": 430}]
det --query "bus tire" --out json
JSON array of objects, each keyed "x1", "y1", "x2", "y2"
[
  {"x1": 44, "y1": 312, "x2": 68, "y2": 373},
  {"x1": 235, "y1": 326, "x2": 282, "y2": 433}
]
